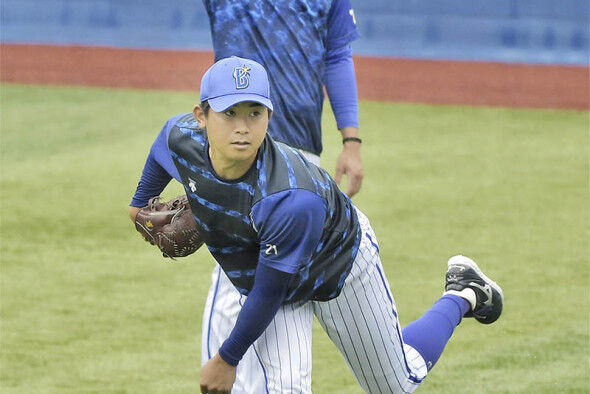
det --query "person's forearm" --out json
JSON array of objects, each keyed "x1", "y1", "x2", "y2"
[
  {"x1": 324, "y1": 45, "x2": 359, "y2": 130},
  {"x1": 130, "y1": 153, "x2": 173, "y2": 208}
]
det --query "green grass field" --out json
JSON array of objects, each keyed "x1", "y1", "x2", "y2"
[{"x1": 1, "y1": 83, "x2": 588, "y2": 393}]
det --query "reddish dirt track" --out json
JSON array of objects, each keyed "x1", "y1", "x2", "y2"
[{"x1": 1, "y1": 43, "x2": 588, "y2": 110}]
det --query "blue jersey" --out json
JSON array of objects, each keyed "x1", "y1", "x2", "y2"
[
  {"x1": 137, "y1": 113, "x2": 361, "y2": 304},
  {"x1": 203, "y1": 0, "x2": 359, "y2": 155}
]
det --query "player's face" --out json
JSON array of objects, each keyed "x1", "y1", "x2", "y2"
[{"x1": 194, "y1": 101, "x2": 269, "y2": 179}]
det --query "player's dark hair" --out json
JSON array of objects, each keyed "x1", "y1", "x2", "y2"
[{"x1": 201, "y1": 101, "x2": 211, "y2": 116}]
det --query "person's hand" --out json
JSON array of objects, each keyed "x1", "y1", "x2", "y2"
[
  {"x1": 200, "y1": 353, "x2": 237, "y2": 394},
  {"x1": 335, "y1": 129, "x2": 363, "y2": 197}
]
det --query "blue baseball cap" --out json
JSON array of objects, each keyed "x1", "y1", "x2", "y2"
[{"x1": 200, "y1": 56, "x2": 273, "y2": 112}]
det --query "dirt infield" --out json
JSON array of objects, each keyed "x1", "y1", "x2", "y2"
[{"x1": 2, "y1": 44, "x2": 588, "y2": 110}]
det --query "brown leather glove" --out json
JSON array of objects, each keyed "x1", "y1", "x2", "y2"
[{"x1": 134, "y1": 195, "x2": 204, "y2": 259}]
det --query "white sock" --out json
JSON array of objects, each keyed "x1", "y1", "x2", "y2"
[{"x1": 444, "y1": 288, "x2": 476, "y2": 311}]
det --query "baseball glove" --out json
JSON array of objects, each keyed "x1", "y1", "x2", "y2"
[{"x1": 134, "y1": 195, "x2": 204, "y2": 259}]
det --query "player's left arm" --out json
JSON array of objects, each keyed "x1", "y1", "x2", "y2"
[
  {"x1": 199, "y1": 190, "x2": 325, "y2": 392},
  {"x1": 325, "y1": 0, "x2": 363, "y2": 197}
]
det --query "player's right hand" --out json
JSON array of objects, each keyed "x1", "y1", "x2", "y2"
[{"x1": 200, "y1": 353, "x2": 237, "y2": 394}]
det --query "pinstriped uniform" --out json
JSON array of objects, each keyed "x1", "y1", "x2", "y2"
[
  {"x1": 203, "y1": 210, "x2": 428, "y2": 393},
  {"x1": 313, "y1": 209, "x2": 428, "y2": 393}
]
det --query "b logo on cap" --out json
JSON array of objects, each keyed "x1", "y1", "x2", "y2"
[{"x1": 233, "y1": 66, "x2": 250, "y2": 89}]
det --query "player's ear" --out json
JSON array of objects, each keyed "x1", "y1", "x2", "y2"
[{"x1": 193, "y1": 105, "x2": 207, "y2": 129}]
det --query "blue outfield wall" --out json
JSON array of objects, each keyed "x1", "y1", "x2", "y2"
[{"x1": 1, "y1": 0, "x2": 588, "y2": 65}]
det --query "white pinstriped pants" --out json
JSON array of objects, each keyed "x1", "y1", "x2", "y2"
[{"x1": 201, "y1": 209, "x2": 428, "y2": 393}]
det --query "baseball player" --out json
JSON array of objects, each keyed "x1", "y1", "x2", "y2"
[
  {"x1": 130, "y1": 56, "x2": 504, "y2": 393},
  {"x1": 201, "y1": 1, "x2": 363, "y2": 389}
]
